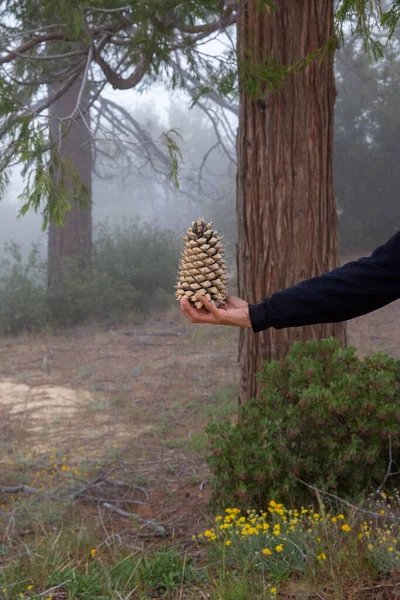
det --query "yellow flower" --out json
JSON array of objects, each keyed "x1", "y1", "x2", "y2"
[
  {"x1": 367, "y1": 544, "x2": 374, "y2": 550},
  {"x1": 341, "y1": 524, "x2": 351, "y2": 532},
  {"x1": 389, "y1": 547, "x2": 394, "y2": 552},
  {"x1": 275, "y1": 544, "x2": 284, "y2": 552},
  {"x1": 225, "y1": 540, "x2": 232, "y2": 546},
  {"x1": 262, "y1": 548, "x2": 272, "y2": 555},
  {"x1": 270, "y1": 587, "x2": 278, "y2": 595},
  {"x1": 331, "y1": 517, "x2": 337, "y2": 523},
  {"x1": 90, "y1": 548, "x2": 98, "y2": 557},
  {"x1": 317, "y1": 553, "x2": 327, "y2": 560},
  {"x1": 215, "y1": 515, "x2": 222, "y2": 522},
  {"x1": 27, "y1": 585, "x2": 34, "y2": 590},
  {"x1": 380, "y1": 510, "x2": 385, "y2": 515},
  {"x1": 338, "y1": 514, "x2": 345, "y2": 520}
]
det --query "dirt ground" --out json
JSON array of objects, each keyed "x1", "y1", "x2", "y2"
[{"x1": 1, "y1": 249, "x2": 399, "y2": 550}]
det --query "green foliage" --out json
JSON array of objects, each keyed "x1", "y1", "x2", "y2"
[
  {"x1": 335, "y1": 1, "x2": 400, "y2": 60},
  {"x1": 0, "y1": 220, "x2": 180, "y2": 333},
  {"x1": 207, "y1": 338, "x2": 400, "y2": 510},
  {"x1": 136, "y1": 550, "x2": 199, "y2": 592},
  {"x1": 0, "y1": 241, "x2": 47, "y2": 334}
]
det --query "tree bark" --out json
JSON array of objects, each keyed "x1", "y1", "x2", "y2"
[
  {"x1": 237, "y1": 0, "x2": 347, "y2": 404},
  {"x1": 48, "y1": 77, "x2": 92, "y2": 287}
]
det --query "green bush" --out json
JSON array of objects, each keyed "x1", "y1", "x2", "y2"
[
  {"x1": 0, "y1": 242, "x2": 47, "y2": 334},
  {"x1": 207, "y1": 338, "x2": 400, "y2": 509},
  {"x1": 0, "y1": 220, "x2": 180, "y2": 332}
]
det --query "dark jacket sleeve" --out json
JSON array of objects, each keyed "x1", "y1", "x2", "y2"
[{"x1": 249, "y1": 231, "x2": 400, "y2": 334}]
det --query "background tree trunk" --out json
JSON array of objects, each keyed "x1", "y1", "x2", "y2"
[
  {"x1": 237, "y1": 0, "x2": 347, "y2": 404},
  {"x1": 48, "y1": 77, "x2": 92, "y2": 287}
]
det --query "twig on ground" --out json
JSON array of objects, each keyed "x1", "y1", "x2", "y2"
[
  {"x1": 72, "y1": 468, "x2": 117, "y2": 500},
  {"x1": 0, "y1": 484, "x2": 39, "y2": 494},
  {"x1": 102, "y1": 502, "x2": 167, "y2": 537},
  {"x1": 39, "y1": 580, "x2": 72, "y2": 597},
  {"x1": 0, "y1": 578, "x2": 33, "y2": 590}
]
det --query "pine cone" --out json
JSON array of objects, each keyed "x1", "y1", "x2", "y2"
[{"x1": 175, "y1": 217, "x2": 228, "y2": 308}]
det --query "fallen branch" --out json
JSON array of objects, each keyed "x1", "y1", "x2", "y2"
[
  {"x1": 0, "y1": 484, "x2": 39, "y2": 495},
  {"x1": 39, "y1": 580, "x2": 72, "y2": 598},
  {"x1": 102, "y1": 502, "x2": 167, "y2": 537}
]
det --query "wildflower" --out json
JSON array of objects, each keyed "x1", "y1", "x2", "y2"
[
  {"x1": 90, "y1": 548, "x2": 98, "y2": 557},
  {"x1": 215, "y1": 516, "x2": 222, "y2": 522},
  {"x1": 331, "y1": 517, "x2": 337, "y2": 523},
  {"x1": 27, "y1": 585, "x2": 33, "y2": 590},
  {"x1": 389, "y1": 547, "x2": 394, "y2": 552},
  {"x1": 380, "y1": 510, "x2": 385, "y2": 515},
  {"x1": 338, "y1": 514, "x2": 345, "y2": 520},
  {"x1": 270, "y1": 588, "x2": 278, "y2": 595},
  {"x1": 317, "y1": 553, "x2": 327, "y2": 560},
  {"x1": 341, "y1": 524, "x2": 351, "y2": 532},
  {"x1": 367, "y1": 544, "x2": 374, "y2": 550},
  {"x1": 262, "y1": 548, "x2": 272, "y2": 555},
  {"x1": 275, "y1": 544, "x2": 284, "y2": 552},
  {"x1": 225, "y1": 540, "x2": 232, "y2": 546}
]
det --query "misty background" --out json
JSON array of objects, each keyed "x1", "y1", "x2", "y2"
[{"x1": 1, "y1": 36, "x2": 399, "y2": 269}]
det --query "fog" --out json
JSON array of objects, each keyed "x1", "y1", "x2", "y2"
[{"x1": 1, "y1": 36, "x2": 400, "y2": 264}]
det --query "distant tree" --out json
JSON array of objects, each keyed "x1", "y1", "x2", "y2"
[
  {"x1": 334, "y1": 39, "x2": 400, "y2": 250},
  {"x1": 0, "y1": 0, "x2": 236, "y2": 284}
]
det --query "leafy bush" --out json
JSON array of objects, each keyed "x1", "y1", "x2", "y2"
[
  {"x1": 0, "y1": 242, "x2": 47, "y2": 334},
  {"x1": 0, "y1": 220, "x2": 180, "y2": 332},
  {"x1": 207, "y1": 338, "x2": 400, "y2": 509},
  {"x1": 93, "y1": 220, "x2": 180, "y2": 314}
]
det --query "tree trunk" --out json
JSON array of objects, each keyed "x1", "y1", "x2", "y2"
[
  {"x1": 237, "y1": 0, "x2": 347, "y2": 404},
  {"x1": 48, "y1": 77, "x2": 92, "y2": 287}
]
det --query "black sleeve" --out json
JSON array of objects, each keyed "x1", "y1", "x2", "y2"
[{"x1": 249, "y1": 231, "x2": 400, "y2": 334}]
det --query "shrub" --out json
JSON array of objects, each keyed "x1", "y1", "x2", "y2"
[
  {"x1": 207, "y1": 338, "x2": 400, "y2": 509},
  {"x1": 0, "y1": 242, "x2": 47, "y2": 334},
  {"x1": 0, "y1": 220, "x2": 180, "y2": 332}
]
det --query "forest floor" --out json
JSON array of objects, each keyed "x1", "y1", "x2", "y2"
[{"x1": 0, "y1": 250, "x2": 399, "y2": 598}]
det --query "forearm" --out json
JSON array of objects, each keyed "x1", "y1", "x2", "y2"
[{"x1": 249, "y1": 232, "x2": 400, "y2": 333}]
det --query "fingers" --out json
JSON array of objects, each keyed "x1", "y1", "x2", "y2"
[
  {"x1": 194, "y1": 294, "x2": 223, "y2": 322},
  {"x1": 180, "y1": 297, "x2": 219, "y2": 324}
]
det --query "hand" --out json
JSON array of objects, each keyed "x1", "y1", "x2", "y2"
[{"x1": 180, "y1": 294, "x2": 252, "y2": 328}]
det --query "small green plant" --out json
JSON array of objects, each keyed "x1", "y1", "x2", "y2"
[{"x1": 207, "y1": 338, "x2": 400, "y2": 509}]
